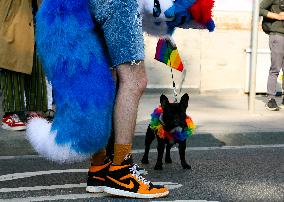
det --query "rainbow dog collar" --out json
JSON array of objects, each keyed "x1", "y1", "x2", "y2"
[{"x1": 149, "y1": 106, "x2": 195, "y2": 142}]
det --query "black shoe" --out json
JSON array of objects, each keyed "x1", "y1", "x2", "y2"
[
  {"x1": 86, "y1": 160, "x2": 112, "y2": 193},
  {"x1": 265, "y1": 98, "x2": 280, "y2": 111},
  {"x1": 104, "y1": 154, "x2": 169, "y2": 198}
]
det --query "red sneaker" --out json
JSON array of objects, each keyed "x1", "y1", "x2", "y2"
[{"x1": 2, "y1": 114, "x2": 27, "y2": 131}]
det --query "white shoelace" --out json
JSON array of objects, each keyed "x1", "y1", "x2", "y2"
[{"x1": 129, "y1": 164, "x2": 150, "y2": 185}]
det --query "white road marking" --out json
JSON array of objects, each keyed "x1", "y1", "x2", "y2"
[
  {"x1": 0, "y1": 144, "x2": 283, "y2": 160},
  {"x1": 0, "y1": 155, "x2": 39, "y2": 160},
  {"x1": 152, "y1": 182, "x2": 183, "y2": 190},
  {"x1": 132, "y1": 144, "x2": 284, "y2": 154},
  {"x1": 2, "y1": 143, "x2": 279, "y2": 178},
  {"x1": 0, "y1": 196, "x2": 219, "y2": 202},
  {"x1": 0, "y1": 182, "x2": 182, "y2": 201},
  {"x1": 0, "y1": 193, "x2": 108, "y2": 202},
  {"x1": 152, "y1": 200, "x2": 218, "y2": 202},
  {"x1": 0, "y1": 143, "x2": 282, "y2": 201},
  {"x1": 0, "y1": 183, "x2": 86, "y2": 193},
  {"x1": 0, "y1": 169, "x2": 87, "y2": 182},
  {"x1": 0, "y1": 144, "x2": 283, "y2": 183},
  {"x1": 1, "y1": 143, "x2": 280, "y2": 201},
  {"x1": 0, "y1": 182, "x2": 181, "y2": 193}
]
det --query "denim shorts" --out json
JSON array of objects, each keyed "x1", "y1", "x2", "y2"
[{"x1": 88, "y1": 0, "x2": 145, "y2": 68}]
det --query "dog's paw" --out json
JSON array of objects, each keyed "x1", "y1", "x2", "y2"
[
  {"x1": 154, "y1": 163, "x2": 163, "y2": 170},
  {"x1": 165, "y1": 157, "x2": 172, "y2": 164},
  {"x1": 181, "y1": 162, "x2": 191, "y2": 169},
  {"x1": 141, "y1": 157, "x2": 149, "y2": 164}
]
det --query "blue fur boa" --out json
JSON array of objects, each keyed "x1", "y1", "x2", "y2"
[{"x1": 27, "y1": 0, "x2": 115, "y2": 163}]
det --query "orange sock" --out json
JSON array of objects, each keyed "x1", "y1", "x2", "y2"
[
  {"x1": 91, "y1": 150, "x2": 106, "y2": 166},
  {"x1": 113, "y1": 144, "x2": 132, "y2": 165}
]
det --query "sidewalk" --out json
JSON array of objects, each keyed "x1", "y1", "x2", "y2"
[
  {"x1": 137, "y1": 93, "x2": 284, "y2": 134},
  {"x1": 0, "y1": 93, "x2": 284, "y2": 156},
  {"x1": 135, "y1": 93, "x2": 284, "y2": 147}
]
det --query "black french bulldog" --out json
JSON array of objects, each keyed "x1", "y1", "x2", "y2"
[{"x1": 141, "y1": 93, "x2": 191, "y2": 170}]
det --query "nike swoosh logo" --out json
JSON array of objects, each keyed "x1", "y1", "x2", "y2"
[
  {"x1": 107, "y1": 176, "x2": 135, "y2": 189},
  {"x1": 92, "y1": 176, "x2": 105, "y2": 181}
]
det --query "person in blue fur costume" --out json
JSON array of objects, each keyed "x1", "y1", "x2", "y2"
[{"x1": 27, "y1": 0, "x2": 215, "y2": 199}]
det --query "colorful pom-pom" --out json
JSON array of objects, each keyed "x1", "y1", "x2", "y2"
[
  {"x1": 189, "y1": 0, "x2": 214, "y2": 25},
  {"x1": 149, "y1": 106, "x2": 195, "y2": 142}
]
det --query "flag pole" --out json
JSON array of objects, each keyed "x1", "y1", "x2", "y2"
[{"x1": 249, "y1": 0, "x2": 260, "y2": 113}]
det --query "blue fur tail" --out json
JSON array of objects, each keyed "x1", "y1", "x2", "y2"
[{"x1": 27, "y1": 0, "x2": 115, "y2": 163}]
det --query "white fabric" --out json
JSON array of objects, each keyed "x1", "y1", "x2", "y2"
[
  {"x1": 26, "y1": 118, "x2": 87, "y2": 163},
  {"x1": 139, "y1": 0, "x2": 174, "y2": 36}
]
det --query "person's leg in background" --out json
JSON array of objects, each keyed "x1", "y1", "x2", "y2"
[
  {"x1": 0, "y1": 69, "x2": 27, "y2": 131},
  {"x1": 281, "y1": 40, "x2": 284, "y2": 109},
  {"x1": 44, "y1": 78, "x2": 55, "y2": 121},
  {"x1": 266, "y1": 34, "x2": 284, "y2": 111},
  {"x1": 24, "y1": 48, "x2": 48, "y2": 118},
  {"x1": 281, "y1": 64, "x2": 284, "y2": 108}
]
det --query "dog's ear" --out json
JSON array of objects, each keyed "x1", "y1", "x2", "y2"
[
  {"x1": 180, "y1": 93, "x2": 189, "y2": 111},
  {"x1": 160, "y1": 94, "x2": 169, "y2": 108}
]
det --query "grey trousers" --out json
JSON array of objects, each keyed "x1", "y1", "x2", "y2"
[{"x1": 267, "y1": 34, "x2": 284, "y2": 98}]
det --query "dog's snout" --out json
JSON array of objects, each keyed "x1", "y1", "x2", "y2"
[{"x1": 173, "y1": 119, "x2": 180, "y2": 126}]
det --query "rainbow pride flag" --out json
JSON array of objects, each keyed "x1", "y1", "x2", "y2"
[{"x1": 155, "y1": 38, "x2": 184, "y2": 72}]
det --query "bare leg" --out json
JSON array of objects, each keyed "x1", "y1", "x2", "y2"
[
  {"x1": 114, "y1": 62, "x2": 147, "y2": 145},
  {"x1": 104, "y1": 62, "x2": 169, "y2": 198}
]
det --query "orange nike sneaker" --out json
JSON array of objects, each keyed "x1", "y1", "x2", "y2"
[
  {"x1": 86, "y1": 161, "x2": 112, "y2": 193},
  {"x1": 104, "y1": 154, "x2": 169, "y2": 198}
]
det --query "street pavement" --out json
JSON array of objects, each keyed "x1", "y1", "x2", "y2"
[{"x1": 0, "y1": 93, "x2": 284, "y2": 201}]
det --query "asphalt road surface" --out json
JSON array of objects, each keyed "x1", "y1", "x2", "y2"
[{"x1": 0, "y1": 142, "x2": 283, "y2": 202}]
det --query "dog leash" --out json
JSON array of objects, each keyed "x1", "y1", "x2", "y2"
[
  {"x1": 167, "y1": 37, "x2": 187, "y2": 103},
  {"x1": 170, "y1": 67, "x2": 187, "y2": 103},
  {"x1": 166, "y1": 37, "x2": 179, "y2": 103},
  {"x1": 170, "y1": 68, "x2": 178, "y2": 103}
]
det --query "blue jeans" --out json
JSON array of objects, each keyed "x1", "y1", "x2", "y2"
[{"x1": 88, "y1": 0, "x2": 144, "y2": 68}]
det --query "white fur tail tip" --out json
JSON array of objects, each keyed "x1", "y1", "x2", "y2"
[{"x1": 26, "y1": 118, "x2": 87, "y2": 163}]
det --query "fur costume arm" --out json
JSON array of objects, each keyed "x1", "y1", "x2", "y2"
[{"x1": 141, "y1": 0, "x2": 215, "y2": 36}]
